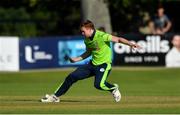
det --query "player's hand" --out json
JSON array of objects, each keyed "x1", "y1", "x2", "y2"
[{"x1": 131, "y1": 43, "x2": 142, "y2": 50}]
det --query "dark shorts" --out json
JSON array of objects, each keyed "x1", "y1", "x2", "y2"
[{"x1": 70, "y1": 61, "x2": 115, "y2": 90}]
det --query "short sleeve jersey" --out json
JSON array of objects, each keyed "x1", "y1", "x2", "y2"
[{"x1": 84, "y1": 30, "x2": 112, "y2": 65}]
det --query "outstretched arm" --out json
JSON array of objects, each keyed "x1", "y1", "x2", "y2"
[
  {"x1": 69, "y1": 49, "x2": 91, "y2": 63},
  {"x1": 111, "y1": 36, "x2": 141, "y2": 49},
  {"x1": 111, "y1": 35, "x2": 141, "y2": 49}
]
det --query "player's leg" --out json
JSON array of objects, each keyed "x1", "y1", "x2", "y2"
[
  {"x1": 94, "y1": 63, "x2": 121, "y2": 102},
  {"x1": 41, "y1": 63, "x2": 93, "y2": 102},
  {"x1": 54, "y1": 63, "x2": 93, "y2": 97},
  {"x1": 94, "y1": 63, "x2": 115, "y2": 91}
]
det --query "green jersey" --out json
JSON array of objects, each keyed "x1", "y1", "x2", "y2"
[{"x1": 84, "y1": 30, "x2": 112, "y2": 65}]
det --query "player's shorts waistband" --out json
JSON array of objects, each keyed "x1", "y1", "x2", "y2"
[{"x1": 89, "y1": 60, "x2": 111, "y2": 67}]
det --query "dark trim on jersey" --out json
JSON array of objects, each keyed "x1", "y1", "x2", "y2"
[{"x1": 89, "y1": 29, "x2": 96, "y2": 40}]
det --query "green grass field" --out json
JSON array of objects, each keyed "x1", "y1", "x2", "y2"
[{"x1": 0, "y1": 67, "x2": 180, "y2": 114}]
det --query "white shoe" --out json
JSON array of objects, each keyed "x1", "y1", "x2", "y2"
[
  {"x1": 112, "y1": 84, "x2": 121, "y2": 102},
  {"x1": 41, "y1": 94, "x2": 60, "y2": 102}
]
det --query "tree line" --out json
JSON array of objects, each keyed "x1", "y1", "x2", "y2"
[{"x1": 0, "y1": 0, "x2": 178, "y2": 37}]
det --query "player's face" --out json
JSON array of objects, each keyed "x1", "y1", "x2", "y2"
[{"x1": 80, "y1": 27, "x2": 93, "y2": 38}]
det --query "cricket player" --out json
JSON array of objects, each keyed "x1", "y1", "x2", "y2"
[{"x1": 41, "y1": 20, "x2": 141, "y2": 102}]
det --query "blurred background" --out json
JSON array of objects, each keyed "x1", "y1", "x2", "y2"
[{"x1": 0, "y1": 0, "x2": 180, "y2": 71}]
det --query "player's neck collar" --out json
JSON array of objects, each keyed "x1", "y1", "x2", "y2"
[{"x1": 89, "y1": 29, "x2": 96, "y2": 40}]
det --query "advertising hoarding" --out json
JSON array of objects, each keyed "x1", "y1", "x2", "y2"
[
  {"x1": 113, "y1": 34, "x2": 173, "y2": 66},
  {"x1": 19, "y1": 36, "x2": 91, "y2": 69},
  {"x1": 0, "y1": 37, "x2": 19, "y2": 71},
  {"x1": 19, "y1": 37, "x2": 59, "y2": 69}
]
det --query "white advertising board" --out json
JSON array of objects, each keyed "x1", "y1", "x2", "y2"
[{"x1": 0, "y1": 37, "x2": 19, "y2": 71}]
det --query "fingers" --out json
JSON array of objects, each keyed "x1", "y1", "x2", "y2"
[
  {"x1": 131, "y1": 44, "x2": 142, "y2": 51},
  {"x1": 134, "y1": 44, "x2": 142, "y2": 49}
]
